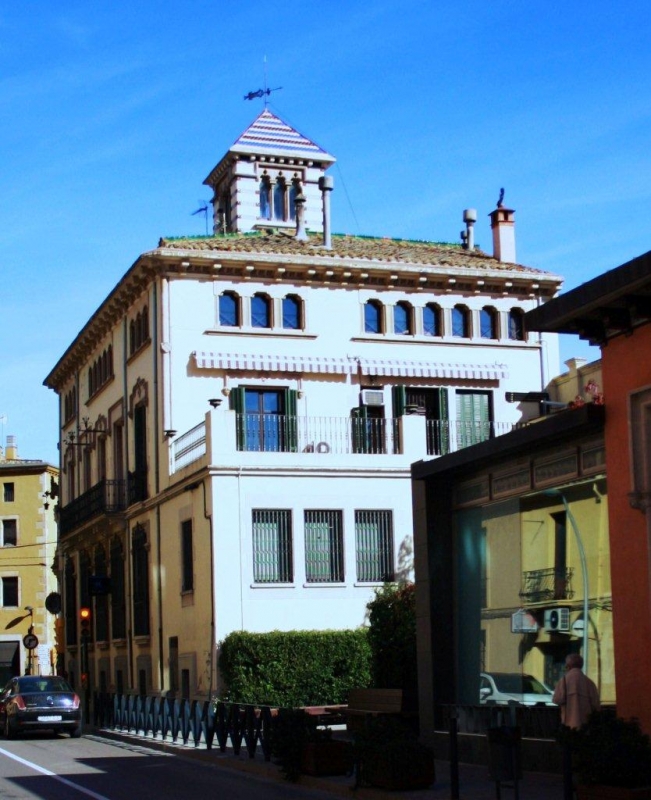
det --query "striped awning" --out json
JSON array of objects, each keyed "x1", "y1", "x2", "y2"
[{"x1": 193, "y1": 351, "x2": 508, "y2": 381}]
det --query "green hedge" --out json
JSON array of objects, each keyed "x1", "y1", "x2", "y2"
[
  {"x1": 218, "y1": 629, "x2": 371, "y2": 706},
  {"x1": 366, "y1": 583, "x2": 416, "y2": 690}
]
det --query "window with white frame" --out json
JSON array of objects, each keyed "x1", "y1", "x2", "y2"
[
  {"x1": 282, "y1": 295, "x2": 303, "y2": 330},
  {"x1": 364, "y1": 300, "x2": 384, "y2": 334},
  {"x1": 354, "y1": 510, "x2": 394, "y2": 582},
  {"x1": 1, "y1": 576, "x2": 18, "y2": 607},
  {"x1": 480, "y1": 307, "x2": 498, "y2": 339},
  {"x1": 423, "y1": 303, "x2": 442, "y2": 336},
  {"x1": 394, "y1": 301, "x2": 414, "y2": 335},
  {"x1": 219, "y1": 291, "x2": 241, "y2": 327},
  {"x1": 251, "y1": 293, "x2": 272, "y2": 329},
  {"x1": 252, "y1": 509, "x2": 293, "y2": 583},
  {"x1": 452, "y1": 305, "x2": 470, "y2": 338},
  {"x1": 1, "y1": 519, "x2": 17, "y2": 547},
  {"x1": 304, "y1": 510, "x2": 344, "y2": 583}
]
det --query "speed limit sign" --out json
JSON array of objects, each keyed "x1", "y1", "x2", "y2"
[{"x1": 23, "y1": 633, "x2": 39, "y2": 650}]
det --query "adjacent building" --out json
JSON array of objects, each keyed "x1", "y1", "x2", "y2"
[
  {"x1": 0, "y1": 436, "x2": 59, "y2": 683},
  {"x1": 526, "y1": 249, "x2": 651, "y2": 733},
  {"x1": 44, "y1": 109, "x2": 562, "y2": 699}
]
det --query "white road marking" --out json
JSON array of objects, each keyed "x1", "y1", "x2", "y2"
[{"x1": 0, "y1": 745, "x2": 112, "y2": 800}]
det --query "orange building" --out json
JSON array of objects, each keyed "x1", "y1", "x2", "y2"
[{"x1": 526, "y1": 251, "x2": 651, "y2": 733}]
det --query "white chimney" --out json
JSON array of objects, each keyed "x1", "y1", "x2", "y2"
[
  {"x1": 462, "y1": 208, "x2": 477, "y2": 250},
  {"x1": 294, "y1": 191, "x2": 308, "y2": 241},
  {"x1": 489, "y1": 194, "x2": 516, "y2": 263},
  {"x1": 5, "y1": 435, "x2": 17, "y2": 460},
  {"x1": 319, "y1": 176, "x2": 334, "y2": 249}
]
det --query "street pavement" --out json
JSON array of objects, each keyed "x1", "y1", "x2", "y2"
[{"x1": 93, "y1": 726, "x2": 566, "y2": 799}]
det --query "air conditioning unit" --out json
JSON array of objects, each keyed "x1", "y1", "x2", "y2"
[
  {"x1": 544, "y1": 607, "x2": 571, "y2": 633},
  {"x1": 361, "y1": 389, "x2": 384, "y2": 406}
]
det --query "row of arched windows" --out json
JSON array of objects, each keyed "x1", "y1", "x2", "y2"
[
  {"x1": 259, "y1": 174, "x2": 300, "y2": 222},
  {"x1": 364, "y1": 300, "x2": 525, "y2": 340},
  {"x1": 219, "y1": 291, "x2": 303, "y2": 330},
  {"x1": 129, "y1": 306, "x2": 149, "y2": 356},
  {"x1": 88, "y1": 346, "x2": 114, "y2": 399}
]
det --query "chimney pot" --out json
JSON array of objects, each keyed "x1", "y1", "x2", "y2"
[{"x1": 489, "y1": 203, "x2": 516, "y2": 263}]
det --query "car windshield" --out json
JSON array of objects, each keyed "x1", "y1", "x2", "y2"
[
  {"x1": 492, "y1": 674, "x2": 549, "y2": 694},
  {"x1": 17, "y1": 677, "x2": 72, "y2": 693}
]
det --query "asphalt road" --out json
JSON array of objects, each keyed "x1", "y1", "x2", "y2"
[{"x1": 0, "y1": 732, "x2": 336, "y2": 800}]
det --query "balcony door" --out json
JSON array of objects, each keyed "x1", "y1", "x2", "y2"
[
  {"x1": 231, "y1": 387, "x2": 297, "y2": 452},
  {"x1": 456, "y1": 390, "x2": 492, "y2": 448}
]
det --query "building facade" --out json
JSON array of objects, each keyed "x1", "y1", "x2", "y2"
[
  {"x1": 44, "y1": 110, "x2": 562, "y2": 699},
  {"x1": 0, "y1": 436, "x2": 59, "y2": 683},
  {"x1": 526, "y1": 250, "x2": 651, "y2": 733}
]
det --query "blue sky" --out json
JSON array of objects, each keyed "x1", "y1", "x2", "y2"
[{"x1": 2, "y1": 2, "x2": 650, "y2": 463}]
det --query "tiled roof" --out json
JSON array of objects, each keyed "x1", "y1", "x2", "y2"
[
  {"x1": 158, "y1": 230, "x2": 550, "y2": 275},
  {"x1": 230, "y1": 110, "x2": 334, "y2": 161}
]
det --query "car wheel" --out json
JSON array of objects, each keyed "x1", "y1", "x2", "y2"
[
  {"x1": 70, "y1": 726, "x2": 82, "y2": 739},
  {"x1": 4, "y1": 717, "x2": 15, "y2": 740}
]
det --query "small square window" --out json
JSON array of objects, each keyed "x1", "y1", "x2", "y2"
[
  {"x1": 2, "y1": 519, "x2": 17, "y2": 547},
  {"x1": 1, "y1": 576, "x2": 18, "y2": 607}
]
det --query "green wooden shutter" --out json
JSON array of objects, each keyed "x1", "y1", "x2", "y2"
[
  {"x1": 457, "y1": 392, "x2": 489, "y2": 448},
  {"x1": 391, "y1": 386, "x2": 406, "y2": 454},
  {"x1": 284, "y1": 388, "x2": 298, "y2": 452},
  {"x1": 230, "y1": 387, "x2": 246, "y2": 450},
  {"x1": 351, "y1": 406, "x2": 369, "y2": 454},
  {"x1": 438, "y1": 388, "x2": 450, "y2": 455}
]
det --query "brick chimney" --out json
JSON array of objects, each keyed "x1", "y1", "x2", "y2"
[{"x1": 489, "y1": 192, "x2": 516, "y2": 263}]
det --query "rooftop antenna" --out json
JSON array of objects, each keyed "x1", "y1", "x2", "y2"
[
  {"x1": 191, "y1": 201, "x2": 209, "y2": 235},
  {"x1": 244, "y1": 56, "x2": 282, "y2": 105}
]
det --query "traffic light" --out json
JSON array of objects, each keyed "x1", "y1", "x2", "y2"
[{"x1": 79, "y1": 607, "x2": 91, "y2": 640}]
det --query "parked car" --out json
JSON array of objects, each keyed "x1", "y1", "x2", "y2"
[
  {"x1": 479, "y1": 672, "x2": 555, "y2": 706},
  {"x1": 0, "y1": 676, "x2": 81, "y2": 738}
]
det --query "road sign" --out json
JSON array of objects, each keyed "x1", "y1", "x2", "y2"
[{"x1": 23, "y1": 633, "x2": 39, "y2": 650}]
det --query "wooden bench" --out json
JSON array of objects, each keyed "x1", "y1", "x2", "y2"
[{"x1": 345, "y1": 688, "x2": 404, "y2": 734}]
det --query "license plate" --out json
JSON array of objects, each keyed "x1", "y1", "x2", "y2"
[{"x1": 38, "y1": 715, "x2": 62, "y2": 722}]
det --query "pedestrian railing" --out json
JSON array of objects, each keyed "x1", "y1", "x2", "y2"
[{"x1": 93, "y1": 693, "x2": 274, "y2": 759}]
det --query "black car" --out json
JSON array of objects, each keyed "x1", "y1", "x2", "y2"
[{"x1": 0, "y1": 676, "x2": 82, "y2": 738}]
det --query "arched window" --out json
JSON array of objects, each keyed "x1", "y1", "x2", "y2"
[
  {"x1": 452, "y1": 305, "x2": 470, "y2": 338},
  {"x1": 394, "y1": 302, "x2": 413, "y2": 335},
  {"x1": 508, "y1": 308, "x2": 525, "y2": 341},
  {"x1": 110, "y1": 537, "x2": 126, "y2": 640},
  {"x1": 259, "y1": 176, "x2": 271, "y2": 220},
  {"x1": 273, "y1": 179, "x2": 287, "y2": 221},
  {"x1": 423, "y1": 303, "x2": 442, "y2": 336},
  {"x1": 288, "y1": 182, "x2": 298, "y2": 221},
  {"x1": 282, "y1": 295, "x2": 302, "y2": 330},
  {"x1": 251, "y1": 293, "x2": 271, "y2": 328},
  {"x1": 364, "y1": 300, "x2": 384, "y2": 334},
  {"x1": 219, "y1": 291, "x2": 240, "y2": 327},
  {"x1": 480, "y1": 307, "x2": 498, "y2": 339}
]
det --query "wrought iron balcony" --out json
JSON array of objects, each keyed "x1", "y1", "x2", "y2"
[
  {"x1": 519, "y1": 567, "x2": 574, "y2": 603},
  {"x1": 59, "y1": 479, "x2": 126, "y2": 536}
]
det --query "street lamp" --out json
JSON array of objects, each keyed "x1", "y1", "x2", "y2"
[{"x1": 543, "y1": 489, "x2": 590, "y2": 674}]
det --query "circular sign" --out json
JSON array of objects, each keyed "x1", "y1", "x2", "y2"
[
  {"x1": 45, "y1": 592, "x2": 62, "y2": 614},
  {"x1": 23, "y1": 633, "x2": 39, "y2": 650}
]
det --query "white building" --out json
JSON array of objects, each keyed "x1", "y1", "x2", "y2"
[{"x1": 44, "y1": 109, "x2": 561, "y2": 699}]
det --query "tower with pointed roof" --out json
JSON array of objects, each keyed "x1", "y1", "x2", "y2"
[{"x1": 203, "y1": 109, "x2": 335, "y2": 235}]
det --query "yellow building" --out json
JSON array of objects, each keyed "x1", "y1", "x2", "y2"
[{"x1": 0, "y1": 436, "x2": 59, "y2": 683}]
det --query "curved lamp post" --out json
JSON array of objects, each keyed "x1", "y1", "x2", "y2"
[{"x1": 543, "y1": 489, "x2": 589, "y2": 674}]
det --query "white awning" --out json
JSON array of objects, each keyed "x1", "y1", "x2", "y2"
[
  {"x1": 193, "y1": 352, "x2": 354, "y2": 374},
  {"x1": 355, "y1": 358, "x2": 508, "y2": 380},
  {"x1": 193, "y1": 351, "x2": 507, "y2": 381}
]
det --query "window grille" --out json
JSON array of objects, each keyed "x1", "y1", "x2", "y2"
[
  {"x1": 305, "y1": 510, "x2": 344, "y2": 583},
  {"x1": 354, "y1": 510, "x2": 394, "y2": 582},
  {"x1": 252, "y1": 510, "x2": 293, "y2": 583}
]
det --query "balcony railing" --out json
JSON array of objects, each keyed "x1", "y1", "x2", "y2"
[
  {"x1": 59, "y1": 479, "x2": 126, "y2": 536},
  {"x1": 236, "y1": 413, "x2": 398, "y2": 455},
  {"x1": 172, "y1": 422, "x2": 207, "y2": 471},
  {"x1": 519, "y1": 567, "x2": 575, "y2": 603}
]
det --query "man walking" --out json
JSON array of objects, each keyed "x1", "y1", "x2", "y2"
[{"x1": 553, "y1": 653, "x2": 600, "y2": 729}]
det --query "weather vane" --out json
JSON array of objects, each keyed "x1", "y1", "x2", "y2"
[{"x1": 244, "y1": 56, "x2": 282, "y2": 106}]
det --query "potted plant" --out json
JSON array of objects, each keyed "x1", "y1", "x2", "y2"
[
  {"x1": 353, "y1": 716, "x2": 435, "y2": 790},
  {"x1": 560, "y1": 709, "x2": 651, "y2": 799}
]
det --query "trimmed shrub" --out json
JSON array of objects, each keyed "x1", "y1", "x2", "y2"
[
  {"x1": 366, "y1": 582, "x2": 416, "y2": 690},
  {"x1": 218, "y1": 628, "x2": 371, "y2": 706}
]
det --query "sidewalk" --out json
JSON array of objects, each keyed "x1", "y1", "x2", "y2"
[{"x1": 91, "y1": 726, "x2": 566, "y2": 799}]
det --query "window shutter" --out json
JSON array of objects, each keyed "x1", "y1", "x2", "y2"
[
  {"x1": 392, "y1": 385, "x2": 406, "y2": 417},
  {"x1": 351, "y1": 406, "x2": 370, "y2": 454},
  {"x1": 437, "y1": 388, "x2": 450, "y2": 455},
  {"x1": 230, "y1": 387, "x2": 246, "y2": 450},
  {"x1": 284, "y1": 389, "x2": 298, "y2": 452}
]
